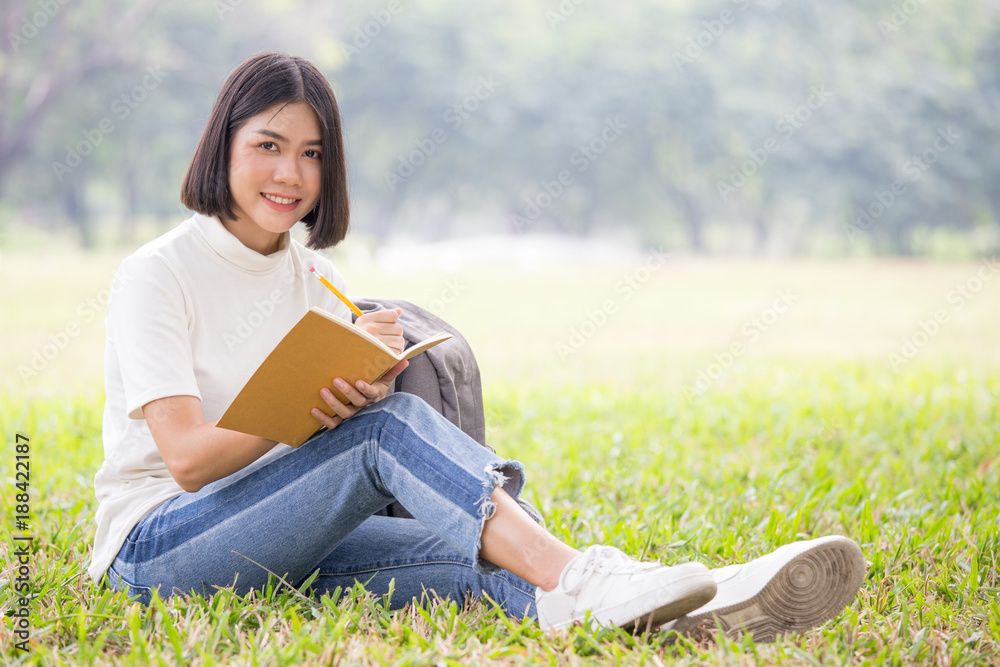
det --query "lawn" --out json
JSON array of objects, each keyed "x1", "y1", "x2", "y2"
[{"x1": 1, "y1": 241, "x2": 998, "y2": 665}]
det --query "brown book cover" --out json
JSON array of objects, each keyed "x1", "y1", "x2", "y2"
[{"x1": 217, "y1": 307, "x2": 452, "y2": 447}]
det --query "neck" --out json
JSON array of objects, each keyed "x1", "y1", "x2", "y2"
[{"x1": 222, "y1": 216, "x2": 286, "y2": 255}]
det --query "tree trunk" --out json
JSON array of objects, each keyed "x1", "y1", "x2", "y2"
[
  {"x1": 681, "y1": 196, "x2": 705, "y2": 253},
  {"x1": 752, "y1": 211, "x2": 769, "y2": 255},
  {"x1": 121, "y1": 154, "x2": 138, "y2": 245},
  {"x1": 65, "y1": 183, "x2": 92, "y2": 249}
]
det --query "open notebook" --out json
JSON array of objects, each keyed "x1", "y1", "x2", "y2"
[{"x1": 217, "y1": 307, "x2": 451, "y2": 446}]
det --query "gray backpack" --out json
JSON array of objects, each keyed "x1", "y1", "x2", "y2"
[{"x1": 354, "y1": 298, "x2": 542, "y2": 525}]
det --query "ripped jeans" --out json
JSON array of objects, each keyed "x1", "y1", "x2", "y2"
[{"x1": 105, "y1": 393, "x2": 537, "y2": 619}]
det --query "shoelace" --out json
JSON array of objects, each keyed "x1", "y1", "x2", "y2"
[{"x1": 562, "y1": 545, "x2": 660, "y2": 594}]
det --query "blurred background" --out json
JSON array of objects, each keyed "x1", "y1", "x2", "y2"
[
  {"x1": 3, "y1": 0, "x2": 999, "y2": 255},
  {"x1": 2, "y1": 0, "x2": 999, "y2": 394}
]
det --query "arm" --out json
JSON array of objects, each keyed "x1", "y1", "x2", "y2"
[
  {"x1": 144, "y1": 395, "x2": 278, "y2": 493},
  {"x1": 146, "y1": 355, "x2": 410, "y2": 491},
  {"x1": 146, "y1": 308, "x2": 407, "y2": 491}
]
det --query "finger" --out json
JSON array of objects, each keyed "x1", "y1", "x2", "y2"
[
  {"x1": 320, "y1": 386, "x2": 359, "y2": 418},
  {"x1": 331, "y1": 379, "x2": 369, "y2": 408},
  {"x1": 380, "y1": 359, "x2": 409, "y2": 385},
  {"x1": 354, "y1": 379, "x2": 382, "y2": 401},
  {"x1": 361, "y1": 320, "x2": 404, "y2": 337},
  {"x1": 372, "y1": 308, "x2": 401, "y2": 322},
  {"x1": 384, "y1": 335, "x2": 405, "y2": 354},
  {"x1": 357, "y1": 321, "x2": 404, "y2": 353},
  {"x1": 310, "y1": 407, "x2": 343, "y2": 430},
  {"x1": 358, "y1": 358, "x2": 410, "y2": 403},
  {"x1": 357, "y1": 323, "x2": 404, "y2": 353},
  {"x1": 357, "y1": 309, "x2": 401, "y2": 325}
]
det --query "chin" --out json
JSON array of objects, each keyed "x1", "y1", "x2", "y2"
[{"x1": 255, "y1": 211, "x2": 301, "y2": 233}]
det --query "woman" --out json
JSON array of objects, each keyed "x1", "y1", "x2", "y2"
[{"x1": 90, "y1": 52, "x2": 865, "y2": 637}]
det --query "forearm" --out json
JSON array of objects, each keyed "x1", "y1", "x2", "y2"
[
  {"x1": 169, "y1": 421, "x2": 278, "y2": 493},
  {"x1": 144, "y1": 395, "x2": 278, "y2": 493}
]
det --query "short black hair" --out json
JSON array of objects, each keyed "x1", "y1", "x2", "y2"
[{"x1": 181, "y1": 52, "x2": 349, "y2": 249}]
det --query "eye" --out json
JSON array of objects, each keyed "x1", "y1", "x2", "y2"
[
  {"x1": 304, "y1": 149, "x2": 322, "y2": 159},
  {"x1": 258, "y1": 141, "x2": 278, "y2": 151}
]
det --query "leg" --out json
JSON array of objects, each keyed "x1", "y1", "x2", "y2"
[
  {"x1": 479, "y1": 487, "x2": 578, "y2": 592},
  {"x1": 105, "y1": 392, "x2": 717, "y2": 632},
  {"x1": 106, "y1": 393, "x2": 534, "y2": 602},
  {"x1": 307, "y1": 515, "x2": 537, "y2": 619}
]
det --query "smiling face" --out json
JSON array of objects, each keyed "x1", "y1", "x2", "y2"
[{"x1": 225, "y1": 101, "x2": 323, "y2": 255}]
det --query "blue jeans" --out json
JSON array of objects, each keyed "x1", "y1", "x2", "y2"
[{"x1": 105, "y1": 393, "x2": 537, "y2": 619}]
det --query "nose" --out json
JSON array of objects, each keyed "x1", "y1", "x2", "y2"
[{"x1": 273, "y1": 155, "x2": 302, "y2": 187}]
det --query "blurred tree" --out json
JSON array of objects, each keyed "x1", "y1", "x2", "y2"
[
  {"x1": 0, "y1": 0, "x2": 997, "y2": 255},
  {"x1": 0, "y1": 0, "x2": 165, "y2": 245}
]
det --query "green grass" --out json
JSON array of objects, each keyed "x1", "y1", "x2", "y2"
[
  {"x1": 2, "y1": 361, "x2": 998, "y2": 665},
  {"x1": 4, "y1": 247, "x2": 1000, "y2": 394},
  {"x1": 2, "y1": 247, "x2": 999, "y2": 664}
]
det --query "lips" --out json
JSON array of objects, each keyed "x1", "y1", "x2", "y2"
[
  {"x1": 262, "y1": 193, "x2": 299, "y2": 205},
  {"x1": 260, "y1": 192, "x2": 301, "y2": 212}
]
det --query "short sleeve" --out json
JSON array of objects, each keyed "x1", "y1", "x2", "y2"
[{"x1": 107, "y1": 254, "x2": 201, "y2": 419}]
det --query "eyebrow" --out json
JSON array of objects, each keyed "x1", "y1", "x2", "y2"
[{"x1": 252, "y1": 129, "x2": 322, "y2": 146}]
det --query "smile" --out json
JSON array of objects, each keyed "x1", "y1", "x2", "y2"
[{"x1": 262, "y1": 193, "x2": 299, "y2": 205}]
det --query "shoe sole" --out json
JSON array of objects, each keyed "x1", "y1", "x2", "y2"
[
  {"x1": 547, "y1": 565, "x2": 718, "y2": 632},
  {"x1": 671, "y1": 538, "x2": 866, "y2": 643},
  {"x1": 619, "y1": 572, "x2": 718, "y2": 633}
]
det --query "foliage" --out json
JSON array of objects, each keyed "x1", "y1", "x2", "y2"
[
  {"x1": 1, "y1": 0, "x2": 999, "y2": 254},
  {"x1": 1, "y1": 362, "x2": 998, "y2": 665}
]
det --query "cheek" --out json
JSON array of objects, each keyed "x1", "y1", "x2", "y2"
[
  {"x1": 229, "y1": 149, "x2": 262, "y2": 188},
  {"x1": 306, "y1": 163, "x2": 323, "y2": 194}
]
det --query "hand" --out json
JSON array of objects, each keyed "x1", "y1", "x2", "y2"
[
  {"x1": 355, "y1": 308, "x2": 405, "y2": 354},
  {"x1": 311, "y1": 359, "x2": 409, "y2": 430}
]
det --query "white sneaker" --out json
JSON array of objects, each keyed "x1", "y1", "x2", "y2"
[
  {"x1": 665, "y1": 536, "x2": 866, "y2": 643},
  {"x1": 535, "y1": 545, "x2": 717, "y2": 632}
]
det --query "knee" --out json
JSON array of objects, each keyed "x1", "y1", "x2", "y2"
[{"x1": 375, "y1": 392, "x2": 431, "y2": 418}]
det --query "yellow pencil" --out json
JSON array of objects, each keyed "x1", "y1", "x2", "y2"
[{"x1": 309, "y1": 266, "x2": 363, "y2": 317}]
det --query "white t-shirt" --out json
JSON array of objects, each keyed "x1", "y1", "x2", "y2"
[{"x1": 88, "y1": 212, "x2": 352, "y2": 582}]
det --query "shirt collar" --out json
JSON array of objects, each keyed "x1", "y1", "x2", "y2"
[{"x1": 191, "y1": 212, "x2": 291, "y2": 274}]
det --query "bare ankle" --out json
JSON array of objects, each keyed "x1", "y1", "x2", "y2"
[
  {"x1": 537, "y1": 570, "x2": 562, "y2": 592},
  {"x1": 535, "y1": 543, "x2": 578, "y2": 592}
]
